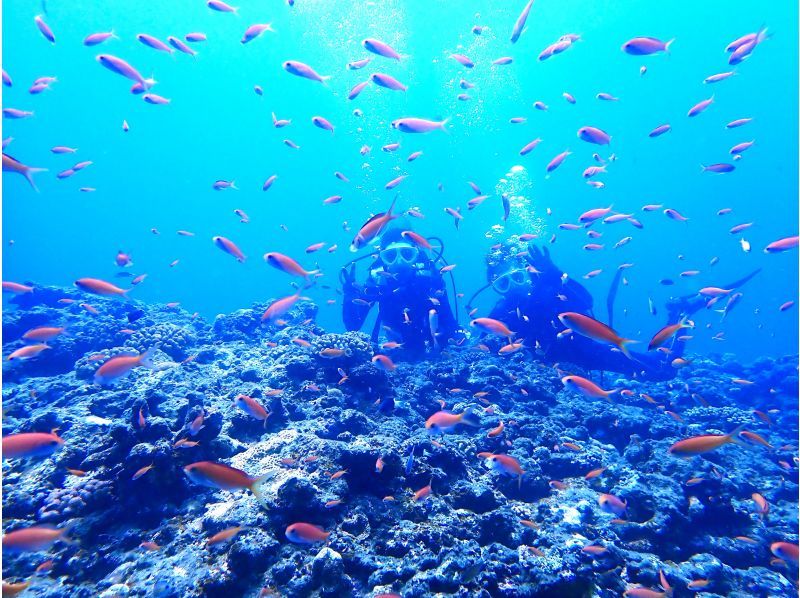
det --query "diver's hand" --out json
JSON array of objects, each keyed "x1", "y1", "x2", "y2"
[{"x1": 526, "y1": 245, "x2": 559, "y2": 277}]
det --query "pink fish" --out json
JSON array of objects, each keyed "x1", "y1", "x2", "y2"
[
  {"x1": 264, "y1": 252, "x2": 320, "y2": 279},
  {"x1": 97, "y1": 55, "x2": 156, "y2": 90},
  {"x1": 493, "y1": 57, "x2": 513, "y2": 65},
  {"x1": 348, "y1": 80, "x2": 369, "y2": 100},
  {"x1": 701, "y1": 163, "x2": 735, "y2": 174},
  {"x1": 546, "y1": 150, "x2": 571, "y2": 173},
  {"x1": 312, "y1": 116, "x2": 334, "y2": 133},
  {"x1": 391, "y1": 117, "x2": 448, "y2": 133},
  {"x1": 185, "y1": 33, "x2": 207, "y2": 42},
  {"x1": 579, "y1": 206, "x2": 613, "y2": 223},
  {"x1": 450, "y1": 54, "x2": 474, "y2": 68},
  {"x1": 262, "y1": 175, "x2": 277, "y2": 191},
  {"x1": 510, "y1": 0, "x2": 535, "y2": 43},
  {"x1": 34, "y1": 15, "x2": 56, "y2": 43},
  {"x1": 3, "y1": 153, "x2": 47, "y2": 191},
  {"x1": 213, "y1": 236, "x2": 246, "y2": 262},
  {"x1": 168, "y1": 36, "x2": 197, "y2": 57},
  {"x1": 621, "y1": 37, "x2": 673, "y2": 55},
  {"x1": 370, "y1": 72, "x2": 406, "y2": 91},
  {"x1": 649, "y1": 124, "x2": 671, "y2": 137},
  {"x1": 137, "y1": 34, "x2": 173, "y2": 54},
  {"x1": 385, "y1": 175, "x2": 407, "y2": 190},
  {"x1": 578, "y1": 126, "x2": 610, "y2": 145},
  {"x1": 241, "y1": 23, "x2": 273, "y2": 44},
  {"x1": 348, "y1": 58, "x2": 371, "y2": 70},
  {"x1": 207, "y1": 0, "x2": 238, "y2": 13},
  {"x1": 730, "y1": 141, "x2": 754, "y2": 155},
  {"x1": 704, "y1": 71, "x2": 736, "y2": 84},
  {"x1": 84, "y1": 31, "x2": 117, "y2": 46},
  {"x1": 688, "y1": 96, "x2": 714, "y2": 117},
  {"x1": 726, "y1": 118, "x2": 752, "y2": 129},
  {"x1": 519, "y1": 138, "x2": 542, "y2": 156},
  {"x1": 283, "y1": 61, "x2": 329, "y2": 83},
  {"x1": 764, "y1": 236, "x2": 799, "y2": 253},
  {"x1": 664, "y1": 208, "x2": 688, "y2": 221},
  {"x1": 363, "y1": 38, "x2": 402, "y2": 60}
]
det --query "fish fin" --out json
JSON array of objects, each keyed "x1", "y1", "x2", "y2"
[
  {"x1": 618, "y1": 339, "x2": 637, "y2": 359},
  {"x1": 138, "y1": 347, "x2": 156, "y2": 369},
  {"x1": 727, "y1": 423, "x2": 750, "y2": 446},
  {"x1": 460, "y1": 410, "x2": 480, "y2": 427},
  {"x1": 23, "y1": 167, "x2": 47, "y2": 192},
  {"x1": 664, "y1": 38, "x2": 675, "y2": 53}
]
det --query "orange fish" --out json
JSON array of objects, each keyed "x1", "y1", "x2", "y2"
[
  {"x1": 350, "y1": 198, "x2": 398, "y2": 251},
  {"x1": 739, "y1": 430, "x2": 772, "y2": 449},
  {"x1": 2, "y1": 431, "x2": 64, "y2": 458},
  {"x1": 470, "y1": 317, "x2": 514, "y2": 338},
  {"x1": 561, "y1": 375, "x2": 616, "y2": 400},
  {"x1": 2, "y1": 281, "x2": 34, "y2": 294},
  {"x1": 484, "y1": 454, "x2": 524, "y2": 487},
  {"x1": 74, "y1": 277, "x2": 129, "y2": 296},
  {"x1": 371, "y1": 354, "x2": 396, "y2": 371},
  {"x1": 234, "y1": 395, "x2": 270, "y2": 427},
  {"x1": 94, "y1": 349, "x2": 154, "y2": 385},
  {"x1": 401, "y1": 230, "x2": 432, "y2": 249},
  {"x1": 264, "y1": 252, "x2": 320, "y2": 279},
  {"x1": 771, "y1": 541, "x2": 799, "y2": 562},
  {"x1": 22, "y1": 327, "x2": 66, "y2": 342},
  {"x1": 648, "y1": 320, "x2": 692, "y2": 350},
  {"x1": 67, "y1": 468, "x2": 87, "y2": 477},
  {"x1": 752, "y1": 493, "x2": 769, "y2": 518},
  {"x1": 183, "y1": 461, "x2": 267, "y2": 498},
  {"x1": 140, "y1": 541, "x2": 161, "y2": 551},
  {"x1": 487, "y1": 421, "x2": 504, "y2": 438},
  {"x1": 330, "y1": 469, "x2": 348, "y2": 480},
  {"x1": 262, "y1": 292, "x2": 303, "y2": 323},
  {"x1": 582, "y1": 545, "x2": 608, "y2": 555},
  {"x1": 2, "y1": 525, "x2": 74, "y2": 552},
  {"x1": 558, "y1": 312, "x2": 634, "y2": 358},
  {"x1": 598, "y1": 493, "x2": 627, "y2": 516},
  {"x1": 207, "y1": 526, "x2": 250, "y2": 546},
  {"x1": 585, "y1": 467, "x2": 606, "y2": 480},
  {"x1": 319, "y1": 348, "x2": 346, "y2": 358},
  {"x1": 669, "y1": 424, "x2": 747, "y2": 455},
  {"x1": 425, "y1": 410, "x2": 479, "y2": 433},
  {"x1": 285, "y1": 522, "x2": 330, "y2": 544},
  {"x1": 7, "y1": 344, "x2": 51, "y2": 361},
  {"x1": 375, "y1": 457, "x2": 384, "y2": 473},
  {"x1": 413, "y1": 481, "x2": 433, "y2": 501},
  {"x1": 213, "y1": 236, "x2": 246, "y2": 262},
  {"x1": 132, "y1": 463, "x2": 155, "y2": 480}
]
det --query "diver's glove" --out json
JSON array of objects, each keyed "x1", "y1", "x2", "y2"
[{"x1": 526, "y1": 245, "x2": 560, "y2": 279}]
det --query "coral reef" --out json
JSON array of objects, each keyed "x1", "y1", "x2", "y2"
[{"x1": 2, "y1": 290, "x2": 798, "y2": 597}]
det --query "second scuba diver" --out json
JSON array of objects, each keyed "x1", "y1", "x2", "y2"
[{"x1": 470, "y1": 237, "x2": 760, "y2": 381}]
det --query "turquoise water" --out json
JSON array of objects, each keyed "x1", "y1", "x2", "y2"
[{"x1": 3, "y1": 0, "x2": 798, "y2": 360}]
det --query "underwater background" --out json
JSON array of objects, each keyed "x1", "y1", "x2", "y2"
[{"x1": 2, "y1": 0, "x2": 799, "y2": 597}]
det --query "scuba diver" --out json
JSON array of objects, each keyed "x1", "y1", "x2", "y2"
[
  {"x1": 341, "y1": 228, "x2": 462, "y2": 354},
  {"x1": 468, "y1": 237, "x2": 760, "y2": 381}
]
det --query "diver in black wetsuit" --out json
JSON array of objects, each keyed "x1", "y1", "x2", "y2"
[
  {"x1": 341, "y1": 228, "x2": 462, "y2": 354},
  {"x1": 471, "y1": 237, "x2": 760, "y2": 381}
]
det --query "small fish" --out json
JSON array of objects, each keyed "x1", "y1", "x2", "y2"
[{"x1": 285, "y1": 523, "x2": 330, "y2": 544}]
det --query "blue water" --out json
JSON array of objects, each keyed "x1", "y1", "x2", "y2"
[{"x1": 3, "y1": 0, "x2": 798, "y2": 361}]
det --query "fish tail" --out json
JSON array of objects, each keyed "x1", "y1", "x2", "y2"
[
  {"x1": 138, "y1": 347, "x2": 156, "y2": 369},
  {"x1": 664, "y1": 38, "x2": 675, "y2": 53},
  {"x1": 439, "y1": 118, "x2": 451, "y2": 133},
  {"x1": 618, "y1": 338, "x2": 637, "y2": 359},
  {"x1": 144, "y1": 77, "x2": 157, "y2": 90},
  {"x1": 23, "y1": 167, "x2": 47, "y2": 192},
  {"x1": 727, "y1": 423, "x2": 749, "y2": 446},
  {"x1": 460, "y1": 410, "x2": 480, "y2": 427}
]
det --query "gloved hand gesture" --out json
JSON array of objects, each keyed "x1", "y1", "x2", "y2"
[{"x1": 526, "y1": 244, "x2": 559, "y2": 278}]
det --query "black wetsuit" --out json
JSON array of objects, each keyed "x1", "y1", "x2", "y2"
[
  {"x1": 342, "y1": 258, "x2": 459, "y2": 353},
  {"x1": 486, "y1": 246, "x2": 761, "y2": 381}
]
